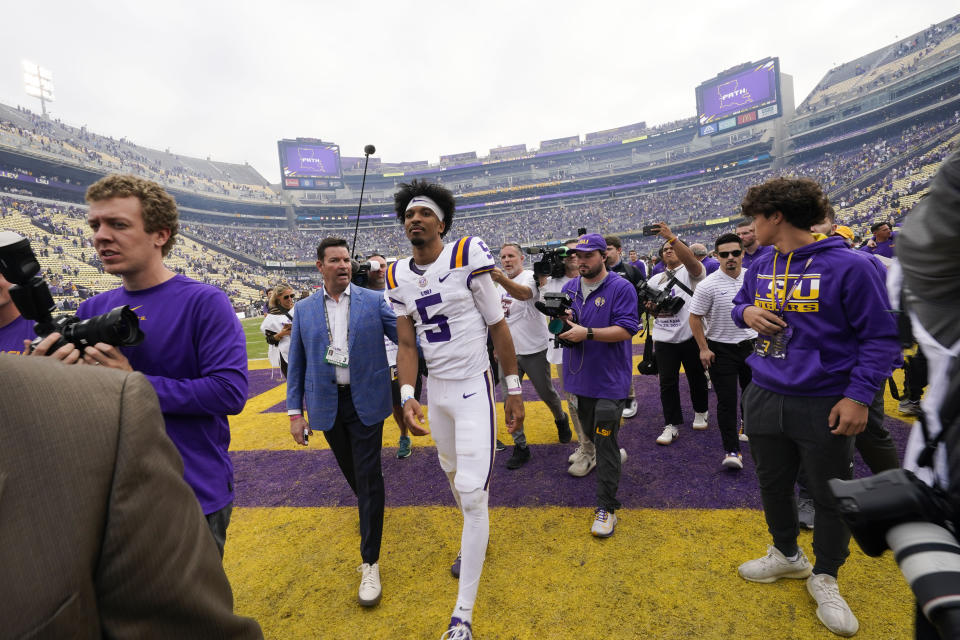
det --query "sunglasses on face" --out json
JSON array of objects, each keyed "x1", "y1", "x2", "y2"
[
  {"x1": 282, "y1": 294, "x2": 295, "y2": 300},
  {"x1": 718, "y1": 250, "x2": 743, "y2": 258}
]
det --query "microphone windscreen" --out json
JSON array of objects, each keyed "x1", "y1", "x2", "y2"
[{"x1": 364, "y1": 144, "x2": 376, "y2": 155}]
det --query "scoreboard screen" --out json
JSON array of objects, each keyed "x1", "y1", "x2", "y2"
[
  {"x1": 695, "y1": 58, "x2": 781, "y2": 137},
  {"x1": 278, "y1": 139, "x2": 342, "y2": 189}
]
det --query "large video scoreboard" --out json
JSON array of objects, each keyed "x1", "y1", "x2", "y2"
[
  {"x1": 278, "y1": 139, "x2": 342, "y2": 189},
  {"x1": 695, "y1": 57, "x2": 781, "y2": 137}
]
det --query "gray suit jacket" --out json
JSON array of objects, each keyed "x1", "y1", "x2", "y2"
[{"x1": 0, "y1": 355, "x2": 262, "y2": 639}]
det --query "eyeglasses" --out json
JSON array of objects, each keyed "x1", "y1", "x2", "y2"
[
  {"x1": 717, "y1": 250, "x2": 743, "y2": 258},
  {"x1": 281, "y1": 294, "x2": 295, "y2": 300}
]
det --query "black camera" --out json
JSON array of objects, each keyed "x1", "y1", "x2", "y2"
[
  {"x1": 534, "y1": 292, "x2": 575, "y2": 348},
  {"x1": 526, "y1": 246, "x2": 571, "y2": 279},
  {"x1": 351, "y1": 258, "x2": 382, "y2": 288},
  {"x1": 636, "y1": 276, "x2": 685, "y2": 317},
  {"x1": 829, "y1": 469, "x2": 960, "y2": 635},
  {"x1": 0, "y1": 231, "x2": 145, "y2": 354}
]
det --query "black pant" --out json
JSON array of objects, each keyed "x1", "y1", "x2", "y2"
[
  {"x1": 654, "y1": 338, "x2": 709, "y2": 426},
  {"x1": 322, "y1": 386, "x2": 385, "y2": 565},
  {"x1": 575, "y1": 396, "x2": 626, "y2": 512},
  {"x1": 798, "y1": 386, "x2": 900, "y2": 497},
  {"x1": 743, "y1": 384, "x2": 855, "y2": 577},
  {"x1": 707, "y1": 339, "x2": 753, "y2": 453},
  {"x1": 204, "y1": 501, "x2": 233, "y2": 559},
  {"x1": 280, "y1": 354, "x2": 288, "y2": 378}
]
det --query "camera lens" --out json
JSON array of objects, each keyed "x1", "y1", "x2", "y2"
[{"x1": 62, "y1": 305, "x2": 145, "y2": 347}]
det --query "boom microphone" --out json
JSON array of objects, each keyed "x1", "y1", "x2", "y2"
[{"x1": 350, "y1": 144, "x2": 376, "y2": 258}]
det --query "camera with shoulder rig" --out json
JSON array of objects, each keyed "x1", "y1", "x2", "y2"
[
  {"x1": 525, "y1": 245, "x2": 571, "y2": 279},
  {"x1": 534, "y1": 292, "x2": 575, "y2": 348},
  {"x1": 0, "y1": 231, "x2": 144, "y2": 354}
]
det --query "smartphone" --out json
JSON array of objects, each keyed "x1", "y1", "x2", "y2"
[
  {"x1": 642, "y1": 224, "x2": 661, "y2": 236},
  {"x1": 303, "y1": 428, "x2": 310, "y2": 444}
]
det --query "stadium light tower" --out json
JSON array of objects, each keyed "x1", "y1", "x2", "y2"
[{"x1": 22, "y1": 60, "x2": 55, "y2": 117}]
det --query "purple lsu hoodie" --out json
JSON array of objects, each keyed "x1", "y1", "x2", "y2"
[{"x1": 732, "y1": 235, "x2": 899, "y2": 404}]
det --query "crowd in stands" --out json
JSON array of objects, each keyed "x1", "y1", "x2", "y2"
[
  {"x1": 0, "y1": 104, "x2": 279, "y2": 202},
  {"x1": 797, "y1": 15, "x2": 960, "y2": 115}
]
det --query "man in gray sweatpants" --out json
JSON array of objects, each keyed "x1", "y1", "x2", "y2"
[{"x1": 492, "y1": 242, "x2": 572, "y2": 470}]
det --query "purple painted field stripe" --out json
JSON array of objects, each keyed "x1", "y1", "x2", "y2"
[{"x1": 232, "y1": 413, "x2": 911, "y2": 509}]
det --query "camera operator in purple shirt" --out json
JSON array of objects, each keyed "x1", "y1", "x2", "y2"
[{"x1": 558, "y1": 234, "x2": 639, "y2": 539}]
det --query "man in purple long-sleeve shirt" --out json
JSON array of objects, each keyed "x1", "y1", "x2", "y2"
[{"x1": 39, "y1": 174, "x2": 248, "y2": 558}]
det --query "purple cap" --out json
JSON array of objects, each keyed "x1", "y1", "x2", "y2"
[{"x1": 571, "y1": 233, "x2": 606, "y2": 253}]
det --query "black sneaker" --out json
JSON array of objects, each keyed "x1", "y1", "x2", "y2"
[
  {"x1": 556, "y1": 414, "x2": 572, "y2": 443},
  {"x1": 506, "y1": 444, "x2": 531, "y2": 470},
  {"x1": 495, "y1": 439, "x2": 506, "y2": 452}
]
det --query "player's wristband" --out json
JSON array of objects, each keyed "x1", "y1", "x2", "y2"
[
  {"x1": 505, "y1": 374, "x2": 522, "y2": 396},
  {"x1": 666, "y1": 236, "x2": 678, "y2": 245},
  {"x1": 400, "y1": 384, "x2": 416, "y2": 406}
]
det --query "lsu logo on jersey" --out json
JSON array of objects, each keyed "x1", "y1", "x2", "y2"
[
  {"x1": 594, "y1": 296, "x2": 606, "y2": 308},
  {"x1": 753, "y1": 273, "x2": 821, "y2": 313}
]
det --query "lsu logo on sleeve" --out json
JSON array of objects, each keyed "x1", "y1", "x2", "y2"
[{"x1": 753, "y1": 273, "x2": 821, "y2": 313}]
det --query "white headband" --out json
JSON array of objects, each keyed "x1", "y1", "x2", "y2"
[{"x1": 405, "y1": 195, "x2": 443, "y2": 221}]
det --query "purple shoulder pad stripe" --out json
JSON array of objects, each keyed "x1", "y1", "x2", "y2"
[{"x1": 465, "y1": 265, "x2": 494, "y2": 289}]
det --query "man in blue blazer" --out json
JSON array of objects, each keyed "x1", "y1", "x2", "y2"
[{"x1": 287, "y1": 237, "x2": 398, "y2": 608}]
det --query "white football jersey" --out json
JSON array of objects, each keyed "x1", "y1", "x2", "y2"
[{"x1": 386, "y1": 236, "x2": 500, "y2": 379}]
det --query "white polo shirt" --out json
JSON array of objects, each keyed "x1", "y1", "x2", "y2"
[{"x1": 687, "y1": 268, "x2": 757, "y2": 344}]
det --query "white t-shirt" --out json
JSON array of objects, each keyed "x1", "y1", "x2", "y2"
[
  {"x1": 647, "y1": 264, "x2": 704, "y2": 344},
  {"x1": 496, "y1": 269, "x2": 549, "y2": 356},
  {"x1": 382, "y1": 288, "x2": 399, "y2": 367},
  {"x1": 541, "y1": 274, "x2": 574, "y2": 365},
  {"x1": 687, "y1": 268, "x2": 758, "y2": 344},
  {"x1": 260, "y1": 306, "x2": 295, "y2": 367}
]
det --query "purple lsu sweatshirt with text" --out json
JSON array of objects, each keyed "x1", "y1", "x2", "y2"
[
  {"x1": 731, "y1": 235, "x2": 899, "y2": 404},
  {"x1": 561, "y1": 272, "x2": 639, "y2": 400},
  {"x1": 78, "y1": 275, "x2": 248, "y2": 514}
]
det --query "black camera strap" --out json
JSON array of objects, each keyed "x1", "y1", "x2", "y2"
[{"x1": 661, "y1": 270, "x2": 694, "y2": 297}]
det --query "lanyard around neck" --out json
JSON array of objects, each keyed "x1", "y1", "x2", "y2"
[
  {"x1": 771, "y1": 253, "x2": 814, "y2": 317},
  {"x1": 322, "y1": 287, "x2": 350, "y2": 344}
]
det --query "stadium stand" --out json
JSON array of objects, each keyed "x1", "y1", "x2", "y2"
[{"x1": 2, "y1": 14, "x2": 959, "y2": 316}]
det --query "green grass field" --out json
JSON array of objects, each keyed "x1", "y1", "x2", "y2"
[{"x1": 242, "y1": 316, "x2": 268, "y2": 360}]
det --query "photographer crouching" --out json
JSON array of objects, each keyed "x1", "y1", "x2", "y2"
[{"x1": 830, "y1": 149, "x2": 960, "y2": 639}]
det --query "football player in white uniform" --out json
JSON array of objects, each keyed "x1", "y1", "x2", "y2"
[{"x1": 387, "y1": 180, "x2": 524, "y2": 640}]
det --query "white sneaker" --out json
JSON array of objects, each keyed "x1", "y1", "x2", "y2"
[
  {"x1": 622, "y1": 399, "x2": 638, "y2": 418},
  {"x1": 738, "y1": 546, "x2": 812, "y2": 583},
  {"x1": 722, "y1": 452, "x2": 743, "y2": 470},
  {"x1": 656, "y1": 425, "x2": 679, "y2": 445},
  {"x1": 568, "y1": 444, "x2": 586, "y2": 464},
  {"x1": 357, "y1": 562, "x2": 381, "y2": 606},
  {"x1": 590, "y1": 508, "x2": 617, "y2": 537},
  {"x1": 807, "y1": 574, "x2": 859, "y2": 636},
  {"x1": 569, "y1": 453, "x2": 596, "y2": 477},
  {"x1": 693, "y1": 411, "x2": 709, "y2": 430},
  {"x1": 620, "y1": 448, "x2": 627, "y2": 463}
]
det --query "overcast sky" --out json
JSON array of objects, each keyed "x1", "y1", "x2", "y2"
[{"x1": 2, "y1": 1, "x2": 957, "y2": 183}]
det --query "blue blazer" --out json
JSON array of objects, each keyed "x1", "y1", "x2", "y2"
[{"x1": 286, "y1": 285, "x2": 398, "y2": 430}]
